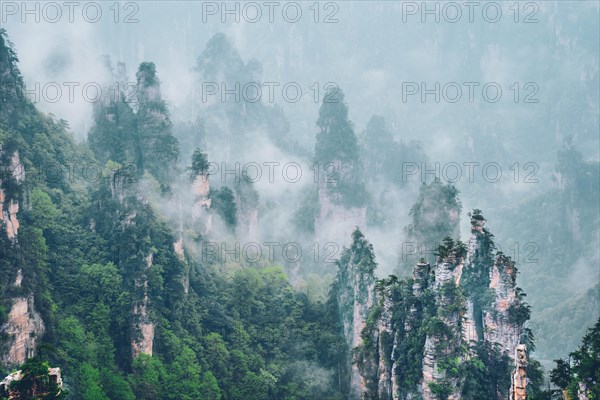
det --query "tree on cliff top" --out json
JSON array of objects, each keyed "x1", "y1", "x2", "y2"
[
  {"x1": 136, "y1": 61, "x2": 179, "y2": 192},
  {"x1": 551, "y1": 318, "x2": 600, "y2": 400},
  {"x1": 189, "y1": 149, "x2": 209, "y2": 180},
  {"x1": 336, "y1": 228, "x2": 377, "y2": 275},
  {"x1": 314, "y1": 87, "x2": 368, "y2": 207},
  {"x1": 314, "y1": 87, "x2": 360, "y2": 165},
  {"x1": 400, "y1": 179, "x2": 462, "y2": 273},
  {"x1": 8, "y1": 358, "x2": 65, "y2": 399},
  {"x1": 361, "y1": 115, "x2": 427, "y2": 188},
  {"x1": 88, "y1": 61, "x2": 179, "y2": 193}
]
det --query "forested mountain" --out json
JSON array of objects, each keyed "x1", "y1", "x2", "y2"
[
  {"x1": 1, "y1": 25, "x2": 598, "y2": 400},
  {"x1": 0, "y1": 29, "x2": 345, "y2": 400},
  {"x1": 549, "y1": 319, "x2": 600, "y2": 400}
]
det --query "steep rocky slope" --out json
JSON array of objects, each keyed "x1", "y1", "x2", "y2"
[{"x1": 334, "y1": 212, "x2": 537, "y2": 399}]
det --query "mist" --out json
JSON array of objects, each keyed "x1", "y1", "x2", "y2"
[{"x1": 2, "y1": 0, "x2": 598, "y2": 381}]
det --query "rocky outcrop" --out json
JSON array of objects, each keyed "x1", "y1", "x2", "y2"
[
  {"x1": 234, "y1": 180, "x2": 259, "y2": 241},
  {"x1": 135, "y1": 62, "x2": 179, "y2": 191},
  {"x1": 402, "y1": 179, "x2": 462, "y2": 269},
  {"x1": 412, "y1": 261, "x2": 430, "y2": 297},
  {"x1": 173, "y1": 200, "x2": 190, "y2": 294},
  {"x1": 315, "y1": 162, "x2": 366, "y2": 245},
  {"x1": 312, "y1": 87, "x2": 367, "y2": 246},
  {"x1": 108, "y1": 164, "x2": 129, "y2": 202},
  {"x1": 174, "y1": 234, "x2": 184, "y2": 259},
  {"x1": 237, "y1": 204, "x2": 258, "y2": 241},
  {"x1": 577, "y1": 382, "x2": 590, "y2": 400},
  {"x1": 3, "y1": 198, "x2": 19, "y2": 241},
  {"x1": 0, "y1": 150, "x2": 45, "y2": 368},
  {"x1": 462, "y1": 213, "x2": 525, "y2": 359},
  {"x1": 335, "y1": 229, "x2": 376, "y2": 400},
  {"x1": 1, "y1": 297, "x2": 45, "y2": 367},
  {"x1": 421, "y1": 258, "x2": 464, "y2": 400},
  {"x1": 510, "y1": 344, "x2": 528, "y2": 400},
  {"x1": 0, "y1": 366, "x2": 63, "y2": 399},
  {"x1": 191, "y1": 172, "x2": 212, "y2": 235},
  {"x1": 484, "y1": 256, "x2": 522, "y2": 356},
  {"x1": 462, "y1": 300, "x2": 479, "y2": 345},
  {"x1": 337, "y1": 212, "x2": 532, "y2": 400},
  {"x1": 461, "y1": 221, "x2": 483, "y2": 347},
  {"x1": 1, "y1": 150, "x2": 24, "y2": 241},
  {"x1": 132, "y1": 253, "x2": 155, "y2": 358},
  {"x1": 375, "y1": 289, "x2": 395, "y2": 400}
]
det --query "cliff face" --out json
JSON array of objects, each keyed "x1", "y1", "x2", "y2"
[
  {"x1": 484, "y1": 258, "x2": 521, "y2": 355},
  {"x1": 1, "y1": 296, "x2": 45, "y2": 367},
  {"x1": 420, "y1": 258, "x2": 464, "y2": 400},
  {"x1": 94, "y1": 167, "x2": 166, "y2": 361},
  {"x1": 334, "y1": 230, "x2": 376, "y2": 400},
  {"x1": 373, "y1": 287, "x2": 395, "y2": 400},
  {"x1": 1, "y1": 150, "x2": 24, "y2": 241},
  {"x1": 402, "y1": 180, "x2": 462, "y2": 270},
  {"x1": 510, "y1": 345, "x2": 528, "y2": 400},
  {"x1": 0, "y1": 149, "x2": 46, "y2": 369},
  {"x1": 131, "y1": 252, "x2": 155, "y2": 358},
  {"x1": 312, "y1": 87, "x2": 367, "y2": 245},
  {"x1": 336, "y1": 212, "x2": 531, "y2": 400},
  {"x1": 464, "y1": 214, "x2": 527, "y2": 360},
  {"x1": 237, "y1": 205, "x2": 258, "y2": 240},
  {"x1": 191, "y1": 172, "x2": 212, "y2": 235},
  {"x1": 315, "y1": 166, "x2": 367, "y2": 244},
  {"x1": 577, "y1": 383, "x2": 591, "y2": 400}
]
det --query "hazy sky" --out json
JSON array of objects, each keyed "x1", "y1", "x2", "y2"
[
  {"x1": 3, "y1": 0, "x2": 599, "y2": 270},
  {"x1": 4, "y1": 1, "x2": 598, "y2": 158}
]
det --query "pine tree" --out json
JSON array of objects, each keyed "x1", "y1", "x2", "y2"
[
  {"x1": 135, "y1": 62, "x2": 179, "y2": 192},
  {"x1": 401, "y1": 179, "x2": 461, "y2": 272},
  {"x1": 314, "y1": 87, "x2": 367, "y2": 207}
]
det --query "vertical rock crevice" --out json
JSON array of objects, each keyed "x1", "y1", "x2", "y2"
[
  {"x1": 510, "y1": 344, "x2": 528, "y2": 400},
  {"x1": 1, "y1": 149, "x2": 46, "y2": 369},
  {"x1": 132, "y1": 252, "x2": 155, "y2": 358},
  {"x1": 336, "y1": 211, "x2": 533, "y2": 400},
  {"x1": 334, "y1": 229, "x2": 376, "y2": 400}
]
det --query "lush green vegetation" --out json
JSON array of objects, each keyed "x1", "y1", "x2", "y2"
[
  {"x1": 87, "y1": 61, "x2": 178, "y2": 193},
  {"x1": 401, "y1": 179, "x2": 462, "y2": 272},
  {"x1": 0, "y1": 29, "x2": 346, "y2": 400},
  {"x1": 210, "y1": 187, "x2": 238, "y2": 231},
  {"x1": 346, "y1": 216, "x2": 551, "y2": 399},
  {"x1": 550, "y1": 319, "x2": 600, "y2": 400},
  {"x1": 361, "y1": 115, "x2": 427, "y2": 189},
  {"x1": 188, "y1": 150, "x2": 209, "y2": 179},
  {"x1": 1, "y1": 26, "x2": 595, "y2": 400},
  {"x1": 313, "y1": 87, "x2": 368, "y2": 208},
  {"x1": 4, "y1": 358, "x2": 65, "y2": 399}
]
